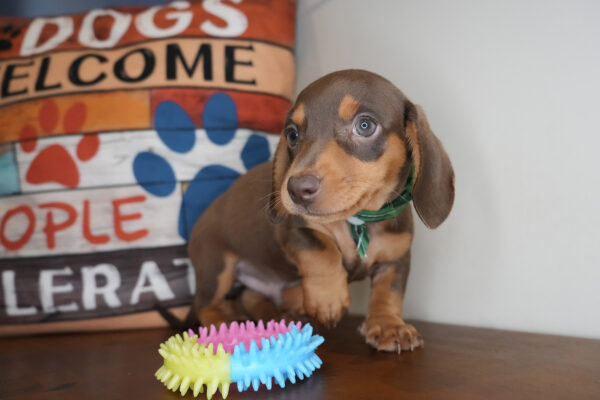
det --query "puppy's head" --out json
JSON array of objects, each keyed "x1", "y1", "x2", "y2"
[{"x1": 268, "y1": 69, "x2": 454, "y2": 228}]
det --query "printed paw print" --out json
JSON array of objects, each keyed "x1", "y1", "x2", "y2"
[
  {"x1": 133, "y1": 92, "x2": 271, "y2": 240},
  {"x1": 0, "y1": 23, "x2": 21, "y2": 52},
  {"x1": 19, "y1": 99, "x2": 98, "y2": 188}
]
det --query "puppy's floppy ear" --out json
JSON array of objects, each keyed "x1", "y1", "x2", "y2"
[
  {"x1": 267, "y1": 137, "x2": 289, "y2": 224},
  {"x1": 405, "y1": 102, "x2": 455, "y2": 229}
]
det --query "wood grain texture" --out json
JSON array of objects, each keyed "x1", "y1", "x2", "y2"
[
  {"x1": 0, "y1": 245, "x2": 191, "y2": 325},
  {"x1": 1, "y1": 316, "x2": 599, "y2": 399},
  {"x1": 0, "y1": 91, "x2": 151, "y2": 144},
  {"x1": 150, "y1": 88, "x2": 290, "y2": 135},
  {"x1": 0, "y1": 1, "x2": 296, "y2": 59},
  {"x1": 0, "y1": 305, "x2": 190, "y2": 336},
  {"x1": 0, "y1": 184, "x2": 184, "y2": 257},
  {"x1": 14, "y1": 129, "x2": 278, "y2": 194},
  {"x1": 0, "y1": 38, "x2": 295, "y2": 107}
]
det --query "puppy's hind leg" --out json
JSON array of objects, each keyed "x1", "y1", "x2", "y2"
[
  {"x1": 239, "y1": 288, "x2": 308, "y2": 325},
  {"x1": 188, "y1": 236, "x2": 241, "y2": 327},
  {"x1": 239, "y1": 289, "x2": 280, "y2": 322}
]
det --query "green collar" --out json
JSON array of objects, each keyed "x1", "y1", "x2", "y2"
[{"x1": 347, "y1": 165, "x2": 415, "y2": 259}]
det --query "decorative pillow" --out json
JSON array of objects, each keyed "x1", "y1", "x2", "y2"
[{"x1": 0, "y1": 0, "x2": 296, "y2": 335}]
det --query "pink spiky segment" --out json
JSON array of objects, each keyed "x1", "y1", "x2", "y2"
[{"x1": 188, "y1": 320, "x2": 302, "y2": 354}]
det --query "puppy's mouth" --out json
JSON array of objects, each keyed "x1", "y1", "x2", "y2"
[
  {"x1": 283, "y1": 190, "x2": 368, "y2": 222},
  {"x1": 291, "y1": 204, "x2": 357, "y2": 222},
  {"x1": 300, "y1": 205, "x2": 352, "y2": 218}
]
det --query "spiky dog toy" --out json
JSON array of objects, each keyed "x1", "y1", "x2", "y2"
[{"x1": 155, "y1": 320, "x2": 324, "y2": 399}]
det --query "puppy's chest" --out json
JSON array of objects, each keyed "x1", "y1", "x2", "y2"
[
  {"x1": 325, "y1": 221, "x2": 412, "y2": 281},
  {"x1": 327, "y1": 222, "x2": 375, "y2": 281}
]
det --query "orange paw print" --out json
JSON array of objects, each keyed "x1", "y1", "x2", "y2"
[{"x1": 18, "y1": 99, "x2": 99, "y2": 188}]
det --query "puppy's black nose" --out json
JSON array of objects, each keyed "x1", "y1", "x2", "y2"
[{"x1": 287, "y1": 174, "x2": 321, "y2": 205}]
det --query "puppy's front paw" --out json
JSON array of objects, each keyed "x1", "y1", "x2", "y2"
[
  {"x1": 359, "y1": 316, "x2": 424, "y2": 353},
  {"x1": 303, "y1": 277, "x2": 350, "y2": 327}
]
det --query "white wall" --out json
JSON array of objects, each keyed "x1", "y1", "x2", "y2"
[{"x1": 296, "y1": 0, "x2": 600, "y2": 338}]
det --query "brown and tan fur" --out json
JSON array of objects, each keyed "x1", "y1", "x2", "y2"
[{"x1": 186, "y1": 70, "x2": 455, "y2": 353}]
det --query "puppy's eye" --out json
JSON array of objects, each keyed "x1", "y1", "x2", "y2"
[
  {"x1": 286, "y1": 128, "x2": 299, "y2": 146},
  {"x1": 354, "y1": 117, "x2": 378, "y2": 137}
]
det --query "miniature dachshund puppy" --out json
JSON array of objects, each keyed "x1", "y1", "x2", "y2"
[{"x1": 186, "y1": 69, "x2": 455, "y2": 353}]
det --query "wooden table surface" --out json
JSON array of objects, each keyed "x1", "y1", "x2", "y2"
[{"x1": 1, "y1": 315, "x2": 599, "y2": 400}]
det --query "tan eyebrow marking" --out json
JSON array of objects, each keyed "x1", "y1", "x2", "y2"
[
  {"x1": 291, "y1": 103, "x2": 305, "y2": 126},
  {"x1": 338, "y1": 94, "x2": 360, "y2": 120}
]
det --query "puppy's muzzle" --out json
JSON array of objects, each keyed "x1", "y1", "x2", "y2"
[{"x1": 287, "y1": 174, "x2": 321, "y2": 206}]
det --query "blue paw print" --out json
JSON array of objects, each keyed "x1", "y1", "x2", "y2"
[{"x1": 133, "y1": 93, "x2": 272, "y2": 240}]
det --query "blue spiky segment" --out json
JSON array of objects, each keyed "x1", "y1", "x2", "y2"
[{"x1": 230, "y1": 323, "x2": 324, "y2": 392}]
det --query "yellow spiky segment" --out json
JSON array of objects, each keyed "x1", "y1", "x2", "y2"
[{"x1": 155, "y1": 331, "x2": 231, "y2": 399}]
